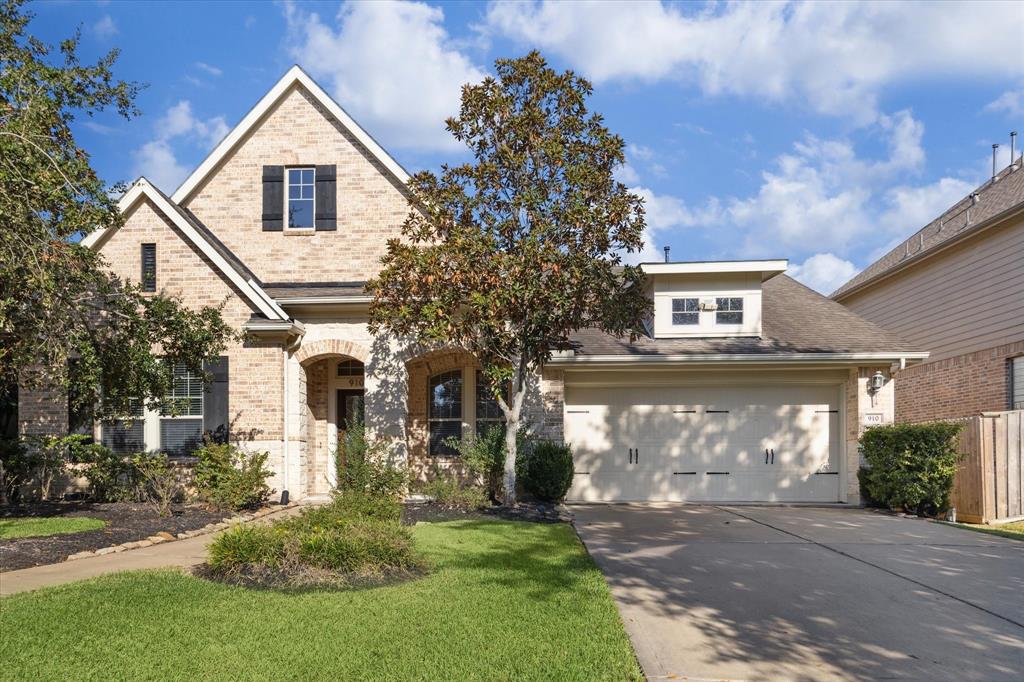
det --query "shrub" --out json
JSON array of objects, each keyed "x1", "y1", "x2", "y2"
[
  {"x1": 206, "y1": 492, "x2": 420, "y2": 586},
  {"x1": 0, "y1": 439, "x2": 34, "y2": 505},
  {"x1": 80, "y1": 445, "x2": 141, "y2": 502},
  {"x1": 858, "y1": 421, "x2": 964, "y2": 516},
  {"x1": 419, "y1": 473, "x2": 489, "y2": 510},
  {"x1": 516, "y1": 440, "x2": 574, "y2": 502},
  {"x1": 443, "y1": 424, "x2": 512, "y2": 501},
  {"x1": 133, "y1": 453, "x2": 185, "y2": 516},
  {"x1": 195, "y1": 443, "x2": 273, "y2": 511},
  {"x1": 335, "y1": 423, "x2": 407, "y2": 499}
]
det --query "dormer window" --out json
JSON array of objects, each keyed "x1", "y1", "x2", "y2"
[
  {"x1": 287, "y1": 167, "x2": 315, "y2": 228},
  {"x1": 716, "y1": 297, "x2": 743, "y2": 324},
  {"x1": 672, "y1": 298, "x2": 699, "y2": 325}
]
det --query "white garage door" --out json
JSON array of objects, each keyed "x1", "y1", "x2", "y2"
[{"x1": 565, "y1": 384, "x2": 842, "y2": 502}]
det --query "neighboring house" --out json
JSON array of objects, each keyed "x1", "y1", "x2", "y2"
[
  {"x1": 18, "y1": 66, "x2": 927, "y2": 504},
  {"x1": 833, "y1": 156, "x2": 1024, "y2": 423}
]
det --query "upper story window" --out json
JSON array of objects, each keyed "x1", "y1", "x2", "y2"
[
  {"x1": 287, "y1": 167, "x2": 315, "y2": 229},
  {"x1": 141, "y1": 243, "x2": 156, "y2": 292},
  {"x1": 428, "y1": 370, "x2": 462, "y2": 457},
  {"x1": 716, "y1": 297, "x2": 743, "y2": 324},
  {"x1": 672, "y1": 298, "x2": 699, "y2": 325}
]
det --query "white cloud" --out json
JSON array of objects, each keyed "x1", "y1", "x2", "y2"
[
  {"x1": 283, "y1": 0, "x2": 487, "y2": 151},
  {"x1": 622, "y1": 186, "x2": 721, "y2": 264},
  {"x1": 613, "y1": 162, "x2": 640, "y2": 186},
  {"x1": 132, "y1": 101, "x2": 229, "y2": 192},
  {"x1": 484, "y1": 1, "x2": 1023, "y2": 124},
  {"x1": 92, "y1": 15, "x2": 117, "y2": 39},
  {"x1": 195, "y1": 62, "x2": 223, "y2": 77},
  {"x1": 133, "y1": 140, "x2": 189, "y2": 193},
  {"x1": 985, "y1": 88, "x2": 1024, "y2": 118},
  {"x1": 788, "y1": 253, "x2": 859, "y2": 295}
]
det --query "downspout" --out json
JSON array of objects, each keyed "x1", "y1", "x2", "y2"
[{"x1": 281, "y1": 345, "x2": 290, "y2": 502}]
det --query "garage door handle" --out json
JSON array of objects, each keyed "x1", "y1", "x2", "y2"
[
  {"x1": 706, "y1": 471, "x2": 730, "y2": 475},
  {"x1": 635, "y1": 448, "x2": 639, "y2": 464},
  {"x1": 771, "y1": 448, "x2": 775, "y2": 464},
  {"x1": 628, "y1": 448, "x2": 633, "y2": 464},
  {"x1": 765, "y1": 448, "x2": 769, "y2": 464}
]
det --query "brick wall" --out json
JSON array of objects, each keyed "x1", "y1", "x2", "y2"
[
  {"x1": 180, "y1": 84, "x2": 411, "y2": 284},
  {"x1": 895, "y1": 339, "x2": 1023, "y2": 422}
]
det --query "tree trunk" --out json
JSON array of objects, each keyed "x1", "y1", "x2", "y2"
[{"x1": 500, "y1": 356, "x2": 528, "y2": 507}]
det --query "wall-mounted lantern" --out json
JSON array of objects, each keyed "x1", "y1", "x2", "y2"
[{"x1": 868, "y1": 370, "x2": 886, "y2": 407}]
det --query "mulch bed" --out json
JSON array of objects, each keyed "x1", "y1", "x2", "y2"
[
  {"x1": 0, "y1": 501, "x2": 225, "y2": 572},
  {"x1": 401, "y1": 501, "x2": 571, "y2": 526}
]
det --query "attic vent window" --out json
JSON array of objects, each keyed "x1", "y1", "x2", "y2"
[
  {"x1": 141, "y1": 243, "x2": 156, "y2": 292},
  {"x1": 287, "y1": 167, "x2": 315, "y2": 229},
  {"x1": 715, "y1": 297, "x2": 743, "y2": 324},
  {"x1": 671, "y1": 298, "x2": 699, "y2": 325}
]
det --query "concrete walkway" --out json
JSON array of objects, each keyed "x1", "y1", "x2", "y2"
[
  {"x1": 0, "y1": 506, "x2": 301, "y2": 596},
  {"x1": 573, "y1": 504, "x2": 1024, "y2": 682}
]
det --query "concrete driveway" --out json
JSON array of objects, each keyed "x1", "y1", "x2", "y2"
[{"x1": 573, "y1": 504, "x2": 1024, "y2": 681}]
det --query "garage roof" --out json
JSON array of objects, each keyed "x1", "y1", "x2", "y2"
[{"x1": 564, "y1": 274, "x2": 925, "y2": 360}]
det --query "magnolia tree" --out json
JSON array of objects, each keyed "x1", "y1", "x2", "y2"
[
  {"x1": 0, "y1": 0, "x2": 235, "y2": 422},
  {"x1": 368, "y1": 52, "x2": 651, "y2": 504}
]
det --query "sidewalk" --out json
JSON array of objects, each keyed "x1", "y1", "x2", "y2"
[{"x1": 0, "y1": 505, "x2": 301, "y2": 596}]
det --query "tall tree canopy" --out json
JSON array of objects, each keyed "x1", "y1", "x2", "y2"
[
  {"x1": 369, "y1": 52, "x2": 650, "y2": 504},
  {"x1": 0, "y1": 0, "x2": 235, "y2": 422}
]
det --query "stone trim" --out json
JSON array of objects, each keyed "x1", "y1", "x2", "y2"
[{"x1": 295, "y1": 338, "x2": 371, "y2": 366}]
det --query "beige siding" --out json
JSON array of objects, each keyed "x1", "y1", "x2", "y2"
[{"x1": 841, "y1": 215, "x2": 1024, "y2": 362}]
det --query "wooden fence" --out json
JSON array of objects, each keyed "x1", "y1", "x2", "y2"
[{"x1": 951, "y1": 410, "x2": 1024, "y2": 524}]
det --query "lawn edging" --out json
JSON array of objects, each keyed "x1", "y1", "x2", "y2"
[{"x1": 63, "y1": 504, "x2": 297, "y2": 562}]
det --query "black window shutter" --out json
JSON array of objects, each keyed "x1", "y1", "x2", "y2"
[
  {"x1": 203, "y1": 356, "x2": 229, "y2": 444},
  {"x1": 262, "y1": 165, "x2": 284, "y2": 231},
  {"x1": 314, "y1": 164, "x2": 337, "y2": 231},
  {"x1": 141, "y1": 243, "x2": 156, "y2": 292}
]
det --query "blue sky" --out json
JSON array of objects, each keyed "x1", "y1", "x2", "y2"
[{"x1": 30, "y1": 0, "x2": 1024, "y2": 293}]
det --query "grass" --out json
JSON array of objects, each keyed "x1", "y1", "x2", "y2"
[
  {"x1": 0, "y1": 519, "x2": 641, "y2": 681},
  {"x1": 942, "y1": 519, "x2": 1024, "y2": 542},
  {"x1": 0, "y1": 516, "x2": 106, "y2": 539}
]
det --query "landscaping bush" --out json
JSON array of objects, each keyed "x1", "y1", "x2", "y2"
[
  {"x1": 205, "y1": 493, "x2": 420, "y2": 587},
  {"x1": 0, "y1": 438, "x2": 33, "y2": 505},
  {"x1": 133, "y1": 453, "x2": 186, "y2": 516},
  {"x1": 858, "y1": 421, "x2": 964, "y2": 516},
  {"x1": 335, "y1": 423, "x2": 407, "y2": 499},
  {"x1": 195, "y1": 443, "x2": 273, "y2": 511},
  {"x1": 516, "y1": 440, "x2": 574, "y2": 502},
  {"x1": 419, "y1": 474, "x2": 489, "y2": 510},
  {"x1": 80, "y1": 445, "x2": 141, "y2": 502}
]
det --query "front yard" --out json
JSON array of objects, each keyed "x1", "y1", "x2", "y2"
[{"x1": 0, "y1": 518, "x2": 641, "y2": 681}]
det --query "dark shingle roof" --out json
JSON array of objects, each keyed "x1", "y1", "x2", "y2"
[
  {"x1": 833, "y1": 161, "x2": 1024, "y2": 299},
  {"x1": 568, "y1": 274, "x2": 921, "y2": 357},
  {"x1": 262, "y1": 282, "x2": 368, "y2": 300}
]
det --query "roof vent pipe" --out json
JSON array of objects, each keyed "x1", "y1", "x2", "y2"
[
  {"x1": 663, "y1": 246, "x2": 670, "y2": 263},
  {"x1": 992, "y1": 143, "x2": 1000, "y2": 181},
  {"x1": 1012, "y1": 131, "x2": 1018, "y2": 168}
]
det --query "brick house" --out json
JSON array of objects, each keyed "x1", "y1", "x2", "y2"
[
  {"x1": 833, "y1": 150, "x2": 1024, "y2": 423},
  {"x1": 18, "y1": 67, "x2": 926, "y2": 504}
]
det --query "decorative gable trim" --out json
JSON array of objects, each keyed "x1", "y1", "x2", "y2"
[
  {"x1": 171, "y1": 65, "x2": 411, "y2": 204},
  {"x1": 82, "y1": 178, "x2": 288, "y2": 321}
]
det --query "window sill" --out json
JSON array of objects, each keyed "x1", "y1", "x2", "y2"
[{"x1": 283, "y1": 229, "x2": 316, "y2": 237}]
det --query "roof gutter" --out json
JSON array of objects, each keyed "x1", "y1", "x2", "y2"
[
  {"x1": 547, "y1": 351, "x2": 929, "y2": 367},
  {"x1": 276, "y1": 296, "x2": 374, "y2": 306},
  {"x1": 243, "y1": 319, "x2": 306, "y2": 337},
  {"x1": 833, "y1": 201, "x2": 1024, "y2": 301}
]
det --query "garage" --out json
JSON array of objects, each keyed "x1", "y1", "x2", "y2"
[{"x1": 565, "y1": 381, "x2": 844, "y2": 503}]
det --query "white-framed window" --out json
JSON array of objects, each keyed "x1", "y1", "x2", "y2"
[
  {"x1": 1012, "y1": 356, "x2": 1024, "y2": 410},
  {"x1": 428, "y1": 370, "x2": 462, "y2": 457},
  {"x1": 475, "y1": 371, "x2": 505, "y2": 438},
  {"x1": 672, "y1": 298, "x2": 699, "y2": 325},
  {"x1": 287, "y1": 167, "x2": 315, "y2": 229},
  {"x1": 337, "y1": 359, "x2": 364, "y2": 377},
  {"x1": 716, "y1": 297, "x2": 743, "y2": 324},
  {"x1": 101, "y1": 363, "x2": 204, "y2": 457},
  {"x1": 159, "y1": 362, "x2": 204, "y2": 456}
]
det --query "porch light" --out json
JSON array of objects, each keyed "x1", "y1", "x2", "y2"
[{"x1": 868, "y1": 371, "x2": 885, "y2": 393}]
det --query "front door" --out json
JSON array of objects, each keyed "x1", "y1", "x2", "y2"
[{"x1": 336, "y1": 389, "x2": 365, "y2": 464}]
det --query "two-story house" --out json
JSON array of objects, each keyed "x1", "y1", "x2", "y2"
[
  {"x1": 833, "y1": 152, "x2": 1024, "y2": 422},
  {"x1": 18, "y1": 66, "x2": 926, "y2": 505}
]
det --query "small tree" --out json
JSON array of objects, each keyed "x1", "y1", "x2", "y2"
[
  {"x1": 0, "y1": 0, "x2": 236, "y2": 422},
  {"x1": 369, "y1": 52, "x2": 650, "y2": 504}
]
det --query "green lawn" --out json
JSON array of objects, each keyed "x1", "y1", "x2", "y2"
[
  {"x1": 0, "y1": 516, "x2": 106, "y2": 539},
  {"x1": 0, "y1": 519, "x2": 641, "y2": 681},
  {"x1": 943, "y1": 519, "x2": 1024, "y2": 542}
]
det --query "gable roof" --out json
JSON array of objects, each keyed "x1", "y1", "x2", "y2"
[
  {"x1": 82, "y1": 178, "x2": 288, "y2": 321},
  {"x1": 558, "y1": 274, "x2": 926, "y2": 363},
  {"x1": 171, "y1": 65, "x2": 411, "y2": 204},
  {"x1": 833, "y1": 159, "x2": 1024, "y2": 300}
]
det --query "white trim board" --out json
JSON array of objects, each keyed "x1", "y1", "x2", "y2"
[
  {"x1": 82, "y1": 179, "x2": 287, "y2": 321},
  {"x1": 171, "y1": 65, "x2": 411, "y2": 204}
]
